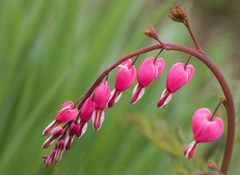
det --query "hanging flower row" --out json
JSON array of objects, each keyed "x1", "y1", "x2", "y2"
[
  {"x1": 42, "y1": 50, "x2": 224, "y2": 167},
  {"x1": 41, "y1": 3, "x2": 232, "y2": 175}
]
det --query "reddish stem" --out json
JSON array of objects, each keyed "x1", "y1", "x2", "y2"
[
  {"x1": 184, "y1": 20, "x2": 203, "y2": 52},
  {"x1": 77, "y1": 43, "x2": 234, "y2": 175},
  {"x1": 184, "y1": 55, "x2": 192, "y2": 69},
  {"x1": 211, "y1": 98, "x2": 225, "y2": 121}
]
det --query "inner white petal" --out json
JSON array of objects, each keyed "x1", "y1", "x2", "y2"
[
  {"x1": 185, "y1": 140, "x2": 196, "y2": 158},
  {"x1": 98, "y1": 111, "x2": 105, "y2": 131},
  {"x1": 118, "y1": 65, "x2": 128, "y2": 69},
  {"x1": 91, "y1": 110, "x2": 96, "y2": 127},
  {"x1": 132, "y1": 84, "x2": 138, "y2": 97},
  {"x1": 109, "y1": 89, "x2": 116, "y2": 102},
  {"x1": 80, "y1": 123, "x2": 88, "y2": 138},
  {"x1": 133, "y1": 87, "x2": 145, "y2": 104},
  {"x1": 164, "y1": 93, "x2": 172, "y2": 106},
  {"x1": 115, "y1": 92, "x2": 122, "y2": 103}
]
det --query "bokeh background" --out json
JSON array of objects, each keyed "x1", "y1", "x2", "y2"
[{"x1": 0, "y1": 0, "x2": 239, "y2": 174}]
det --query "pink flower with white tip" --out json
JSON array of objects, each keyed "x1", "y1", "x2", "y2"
[
  {"x1": 131, "y1": 57, "x2": 165, "y2": 104},
  {"x1": 93, "y1": 80, "x2": 111, "y2": 131},
  {"x1": 77, "y1": 97, "x2": 95, "y2": 137},
  {"x1": 43, "y1": 101, "x2": 78, "y2": 136},
  {"x1": 108, "y1": 59, "x2": 136, "y2": 108},
  {"x1": 42, "y1": 125, "x2": 65, "y2": 149},
  {"x1": 184, "y1": 108, "x2": 224, "y2": 159},
  {"x1": 157, "y1": 62, "x2": 194, "y2": 108}
]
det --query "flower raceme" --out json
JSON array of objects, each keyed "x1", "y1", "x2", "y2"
[
  {"x1": 41, "y1": 53, "x2": 218, "y2": 168},
  {"x1": 108, "y1": 59, "x2": 136, "y2": 108},
  {"x1": 184, "y1": 108, "x2": 224, "y2": 159},
  {"x1": 157, "y1": 62, "x2": 194, "y2": 108},
  {"x1": 131, "y1": 57, "x2": 165, "y2": 104},
  {"x1": 41, "y1": 58, "x2": 197, "y2": 166}
]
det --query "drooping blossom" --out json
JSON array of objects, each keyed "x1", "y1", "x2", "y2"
[
  {"x1": 77, "y1": 97, "x2": 95, "y2": 138},
  {"x1": 43, "y1": 101, "x2": 78, "y2": 136},
  {"x1": 131, "y1": 57, "x2": 165, "y2": 104},
  {"x1": 42, "y1": 125, "x2": 65, "y2": 149},
  {"x1": 92, "y1": 80, "x2": 111, "y2": 131},
  {"x1": 108, "y1": 59, "x2": 136, "y2": 108},
  {"x1": 184, "y1": 108, "x2": 224, "y2": 159},
  {"x1": 157, "y1": 62, "x2": 194, "y2": 108}
]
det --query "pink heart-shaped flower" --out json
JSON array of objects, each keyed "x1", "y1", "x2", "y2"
[
  {"x1": 167, "y1": 62, "x2": 194, "y2": 93},
  {"x1": 192, "y1": 108, "x2": 224, "y2": 143}
]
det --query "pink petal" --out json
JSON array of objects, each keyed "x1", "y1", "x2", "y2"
[
  {"x1": 167, "y1": 62, "x2": 188, "y2": 93},
  {"x1": 186, "y1": 64, "x2": 194, "y2": 82},
  {"x1": 80, "y1": 98, "x2": 95, "y2": 122},
  {"x1": 56, "y1": 108, "x2": 78, "y2": 123},
  {"x1": 60, "y1": 101, "x2": 74, "y2": 111},
  {"x1": 154, "y1": 58, "x2": 165, "y2": 79},
  {"x1": 192, "y1": 108, "x2": 211, "y2": 139},
  {"x1": 137, "y1": 58, "x2": 156, "y2": 87},
  {"x1": 93, "y1": 81, "x2": 111, "y2": 110},
  {"x1": 197, "y1": 117, "x2": 224, "y2": 142},
  {"x1": 115, "y1": 60, "x2": 136, "y2": 91}
]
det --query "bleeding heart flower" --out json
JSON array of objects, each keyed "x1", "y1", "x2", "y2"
[
  {"x1": 42, "y1": 125, "x2": 65, "y2": 149},
  {"x1": 157, "y1": 62, "x2": 194, "y2": 108},
  {"x1": 77, "y1": 97, "x2": 95, "y2": 138},
  {"x1": 108, "y1": 59, "x2": 136, "y2": 108},
  {"x1": 131, "y1": 57, "x2": 165, "y2": 104},
  {"x1": 92, "y1": 81, "x2": 111, "y2": 131},
  {"x1": 43, "y1": 101, "x2": 78, "y2": 136},
  {"x1": 184, "y1": 108, "x2": 224, "y2": 159}
]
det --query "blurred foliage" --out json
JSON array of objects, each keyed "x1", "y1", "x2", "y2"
[{"x1": 0, "y1": 0, "x2": 239, "y2": 175}]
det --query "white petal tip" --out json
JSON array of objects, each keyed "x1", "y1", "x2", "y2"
[{"x1": 131, "y1": 84, "x2": 145, "y2": 104}]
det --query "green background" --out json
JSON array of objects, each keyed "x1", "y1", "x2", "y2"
[{"x1": 0, "y1": 0, "x2": 239, "y2": 174}]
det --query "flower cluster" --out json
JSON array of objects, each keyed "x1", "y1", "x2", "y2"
[
  {"x1": 42, "y1": 53, "x2": 198, "y2": 166},
  {"x1": 42, "y1": 10, "x2": 227, "y2": 169}
]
